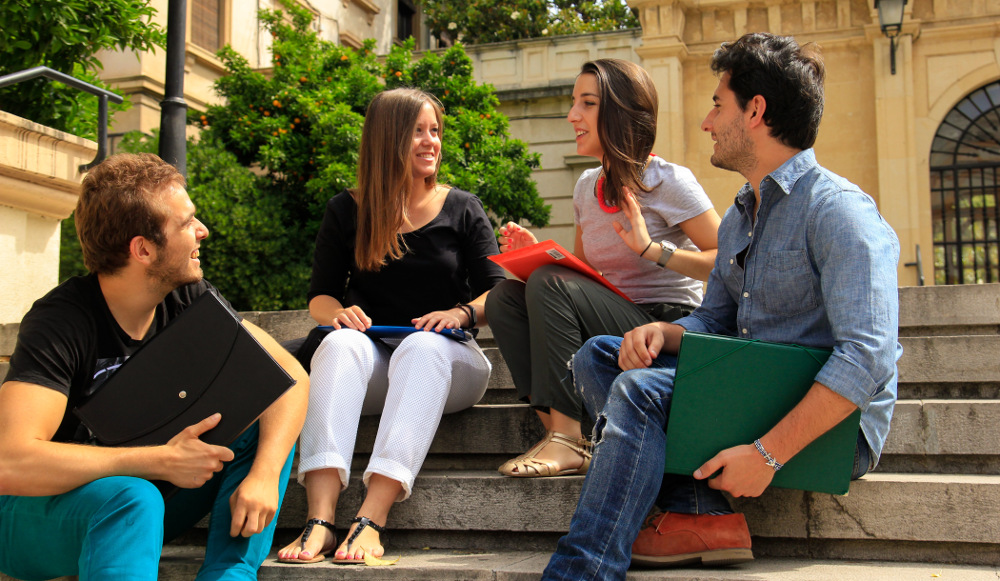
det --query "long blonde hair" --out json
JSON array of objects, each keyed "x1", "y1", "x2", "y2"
[{"x1": 353, "y1": 88, "x2": 444, "y2": 271}]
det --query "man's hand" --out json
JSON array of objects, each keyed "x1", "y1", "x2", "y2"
[
  {"x1": 618, "y1": 322, "x2": 665, "y2": 370},
  {"x1": 162, "y1": 413, "x2": 235, "y2": 488},
  {"x1": 229, "y1": 473, "x2": 280, "y2": 537},
  {"x1": 693, "y1": 444, "x2": 775, "y2": 498}
]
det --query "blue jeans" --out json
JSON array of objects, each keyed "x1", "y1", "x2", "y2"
[
  {"x1": 0, "y1": 423, "x2": 294, "y2": 581},
  {"x1": 542, "y1": 335, "x2": 872, "y2": 581}
]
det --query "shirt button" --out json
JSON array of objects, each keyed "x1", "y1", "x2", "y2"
[
  {"x1": 748, "y1": 231, "x2": 753, "y2": 237},
  {"x1": 743, "y1": 292, "x2": 749, "y2": 298},
  {"x1": 729, "y1": 259, "x2": 734, "y2": 264},
  {"x1": 742, "y1": 328, "x2": 749, "y2": 334}
]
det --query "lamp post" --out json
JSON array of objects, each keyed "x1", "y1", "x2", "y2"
[
  {"x1": 875, "y1": 0, "x2": 907, "y2": 75},
  {"x1": 160, "y1": 0, "x2": 188, "y2": 176}
]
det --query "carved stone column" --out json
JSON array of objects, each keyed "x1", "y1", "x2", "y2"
[
  {"x1": 628, "y1": 0, "x2": 689, "y2": 163},
  {"x1": 867, "y1": 7, "x2": 925, "y2": 286},
  {"x1": 0, "y1": 111, "x2": 96, "y2": 322}
]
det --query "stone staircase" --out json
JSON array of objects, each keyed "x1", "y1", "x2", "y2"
[{"x1": 1, "y1": 284, "x2": 998, "y2": 580}]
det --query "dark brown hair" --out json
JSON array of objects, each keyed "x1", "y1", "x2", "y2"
[
  {"x1": 711, "y1": 33, "x2": 825, "y2": 150},
  {"x1": 580, "y1": 59, "x2": 658, "y2": 208},
  {"x1": 76, "y1": 153, "x2": 185, "y2": 275},
  {"x1": 353, "y1": 88, "x2": 444, "y2": 271}
]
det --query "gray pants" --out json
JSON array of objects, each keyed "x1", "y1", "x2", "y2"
[{"x1": 485, "y1": 264, "x2": 693, "y2": 422}]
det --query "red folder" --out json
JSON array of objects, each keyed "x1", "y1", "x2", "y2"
[{"x1": 489, "y1": 239, "x2": 632, "y2": 302}]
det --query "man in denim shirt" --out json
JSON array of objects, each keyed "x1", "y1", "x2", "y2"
[{"x1": 541, "y1": 33, "x2": 902, "y2": 581}]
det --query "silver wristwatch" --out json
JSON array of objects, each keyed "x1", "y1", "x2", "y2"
[{"x1": 656, "y1": 240, "x2": 677, "y2": 268}]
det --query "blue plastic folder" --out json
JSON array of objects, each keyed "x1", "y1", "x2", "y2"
[
  {"x1": 315, "y1": 325, "x2": 472, "y2": 343},
  {"x1": 663, "y1": 332, "x2": 862, "y2": 495}
]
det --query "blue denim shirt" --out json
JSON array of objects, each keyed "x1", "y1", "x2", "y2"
[{"x1": 675, "y1": 149, "x2": 902, "y2": 465}]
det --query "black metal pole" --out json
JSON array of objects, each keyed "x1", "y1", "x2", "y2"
[{"x1": 159, "y1": 0, "x2": 188, "y2": 176}]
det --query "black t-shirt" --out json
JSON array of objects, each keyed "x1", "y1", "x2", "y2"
[
  {"x1": 308, "y1": 188, "x2": 505, "y2": 325},
  {"x1": 4, "y1": 274, "x2": 235, "y2": 443}
]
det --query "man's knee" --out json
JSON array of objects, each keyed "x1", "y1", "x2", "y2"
[{"x1": 87, "y1": 477, "x2": 165, "y2": 527}]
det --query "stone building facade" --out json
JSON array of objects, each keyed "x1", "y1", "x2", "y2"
[{"x1": 92, "y1": 0, "x2": 1000, "y2": 289}]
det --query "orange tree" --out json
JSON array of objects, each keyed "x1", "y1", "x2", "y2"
[
  {"x1": 421, "y1": 0, "x2": 638, "y2": 46},
  {"x1": 117, "y1": 1, "x2": 548, "y2": 311}
]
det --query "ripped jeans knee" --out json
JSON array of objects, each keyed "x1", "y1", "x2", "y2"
[{"x1": 591, "y1": 412, "x2": 608, "y2": 446}]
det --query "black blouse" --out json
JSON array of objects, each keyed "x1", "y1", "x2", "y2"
[{"x1": 308, "y1": 188, "x2": 505, "y2": 326}]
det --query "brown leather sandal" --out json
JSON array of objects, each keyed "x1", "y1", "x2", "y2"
[{"x1": 498, "y1": 431, "x2": 592, "y2": 477}]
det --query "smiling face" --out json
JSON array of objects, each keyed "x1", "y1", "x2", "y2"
[
  {"x1": 701, "y1": 72, "x2": 756, "y2": 175},
  {"x1": 410, "y1": 101, "x2": 441, "y2": 182},
  {"x1": 146, "y1": 185, "x2": 210, "y2": 289},
  {"x1": 567, "y1": 73, "x2": 603, "y2": 160}
]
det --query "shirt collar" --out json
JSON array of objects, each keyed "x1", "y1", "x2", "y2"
[{"x1": 733, "y1": 148, "x2": 816, "y2": 214}]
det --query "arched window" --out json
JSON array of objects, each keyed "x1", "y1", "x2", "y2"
[{"x1": 929, "y1": 81, "x2": 1000, "y2": 284}]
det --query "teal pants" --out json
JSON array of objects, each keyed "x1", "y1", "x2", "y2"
[{"x1": 0, "y1": 423, "x2": 294, "y2": 581}]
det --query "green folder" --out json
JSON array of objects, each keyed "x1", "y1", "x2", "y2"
[{"x1": 663, "y1": 332, "x2": 862, "y2": 495}]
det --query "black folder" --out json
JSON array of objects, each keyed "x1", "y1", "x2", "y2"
[
  {"x1": 664, "y1": 332, "x2": 861, "y2": 495},
  {"x1": 74, "y1": 291, "x2": 296, "y2": 448}
]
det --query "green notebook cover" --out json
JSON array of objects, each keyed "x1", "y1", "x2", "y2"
[{"x1": 663, "y1": 332, "x2": 862, "y2": 495}]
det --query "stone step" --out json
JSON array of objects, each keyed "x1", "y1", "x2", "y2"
[
  {"x1": 254, "y1": 470, "x2": 1000, "y2": 565},
  {"x1": 898, "y1": 283, "x2": 1000, "y2": 336},
  {"x1": 150, "y1": 547, "x2": 1000, "y2": 580},
  {"x1": 344, "y1": 399, "x2": 1000, "y2": 473}
]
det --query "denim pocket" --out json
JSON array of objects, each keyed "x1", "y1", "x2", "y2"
[{"x1": 760, "y1": 250, "x2": 818, "y2": 316}]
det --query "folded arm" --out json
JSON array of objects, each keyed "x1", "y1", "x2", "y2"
[{"x1": 0, "y1": 381, "x2": 234, "y2": 497}]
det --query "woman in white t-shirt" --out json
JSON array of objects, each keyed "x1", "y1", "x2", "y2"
[{"x1": 485, "y1": 59, "x2": 720, "y2": 477}]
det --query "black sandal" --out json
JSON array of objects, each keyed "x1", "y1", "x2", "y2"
[
  {"x1": 277, "y1": 517, "x2": 338, "y2": 564},
  {"x1": 331, "y1": 516, "x2": 387, "y2": 564}
]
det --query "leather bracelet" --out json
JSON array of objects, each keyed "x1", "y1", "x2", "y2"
[
  {"x1": 455, "y1": 303, "x2": 476, "y2": 329},
  {"x1": 753, "y1": 439, "x2": 783, "y2": 471},
  {"x1": 639, "y1": 240, "x2": 654, "y2": 258}
]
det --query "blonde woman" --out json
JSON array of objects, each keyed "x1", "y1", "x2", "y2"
[{"x1": 278, "y1": 88, "x2": 504, "y2": 564}]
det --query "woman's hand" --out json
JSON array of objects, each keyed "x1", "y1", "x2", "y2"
[
  {"x1": 612, "y1": 188, "x2": 654, "y2": 258},
  {"x1": 330, "y1": 305, "x2": 372, "y2": 331},
  {"x1": 498, "y1": 222, "x2": 538, "y2": 253},
  {"x1": 412, "y1": 307, "x2": 465, "y2": 332}
]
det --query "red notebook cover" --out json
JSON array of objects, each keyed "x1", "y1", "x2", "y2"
[{"x1": 489, "y1": 239, "x2": 632, "y2": 302}]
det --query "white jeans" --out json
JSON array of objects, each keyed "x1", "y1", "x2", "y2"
[{"x1": 296, "y1": 328, "x2": 491, "y2": 500}]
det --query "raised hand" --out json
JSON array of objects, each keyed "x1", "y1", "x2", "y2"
[
  {"x1": 498, "y1": 222, "x2": 538, "y2": 253},
  {"x1": 162, "y1": 413, "x2": 235, "y2": 488},
  {"x1": 612, "y1": 188, "x2": 654, "y2": 257}
]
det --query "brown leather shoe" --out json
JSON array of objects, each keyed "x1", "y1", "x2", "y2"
[{"x1": 631, "y1": 512, "x2": 753, "y2": 567}]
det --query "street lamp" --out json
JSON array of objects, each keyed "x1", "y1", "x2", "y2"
[{"x1": 875, "y1": 0, "x2": 907, "y2": 75}]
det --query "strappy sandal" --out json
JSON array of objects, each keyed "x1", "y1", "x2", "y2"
[
  {"x1": 331, "y1": 516, "x2": 387, "y2": 564},
  {"x1": 277, "y1": 518, "x2": 338, "y2": 564},
  {"x1": 498, "y1": 430, "x2": 554, "y2": 474},
  {"x1": 498, "y1": 431, "x2": 592, "y2": 477}
]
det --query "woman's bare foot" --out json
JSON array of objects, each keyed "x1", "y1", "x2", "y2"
[
  {"x1": 334, "y1": 518, "x2": 385, "y2": 561},
  {"x1": 277, "y1": 518, "x2": 337, "y2": 562}
]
